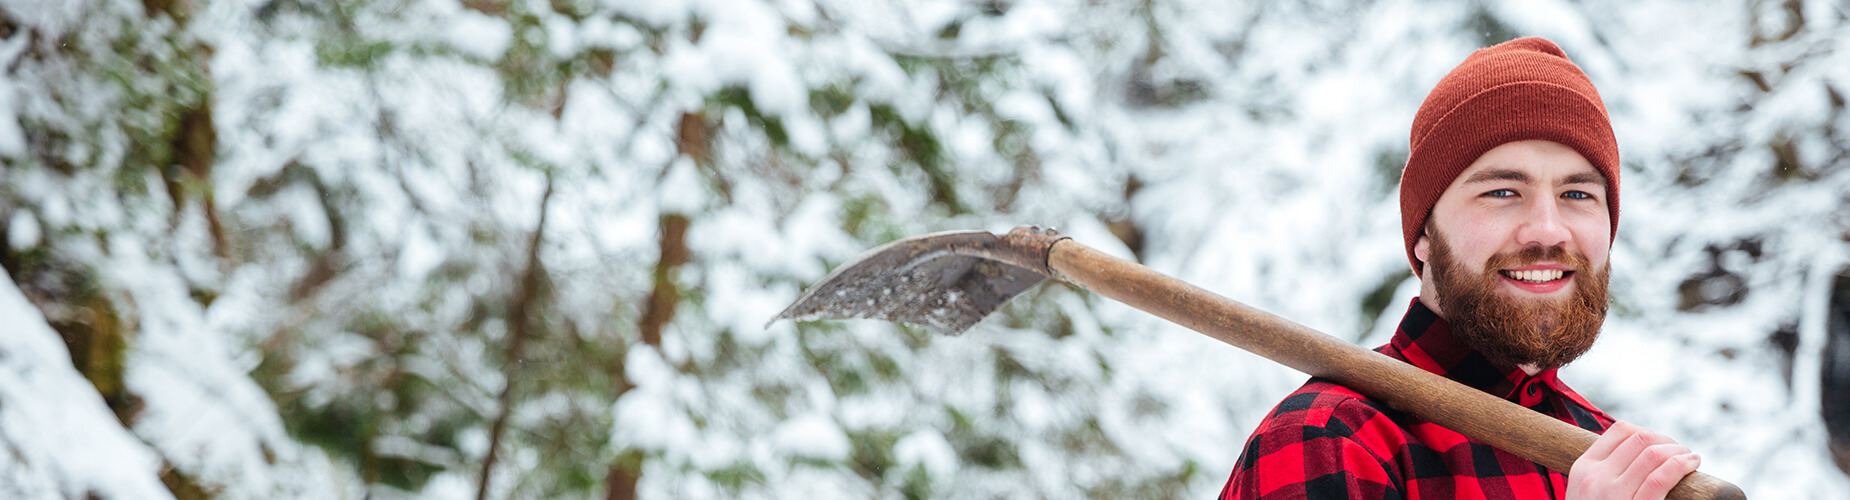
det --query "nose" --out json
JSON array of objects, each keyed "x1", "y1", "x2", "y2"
[{"x1": 1515, "y1": 198, "x2": 1571, "y2": 248}]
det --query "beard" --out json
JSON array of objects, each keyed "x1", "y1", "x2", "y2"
[{"x1": 1426, "y1": 227, "x2": 1610, "y2": 371}]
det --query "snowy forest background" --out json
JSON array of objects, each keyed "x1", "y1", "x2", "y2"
[{"x1": 2, "y1": 0, "x2": 1849, "y2": 498}]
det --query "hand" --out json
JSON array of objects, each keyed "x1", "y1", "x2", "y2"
[{"x1": 1567, "y1": 421, "x2": 1701, "y2": 500}]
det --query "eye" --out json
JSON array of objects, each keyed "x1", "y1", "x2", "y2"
[
  {"x1": 1484, "y1": 189, "x2": 1518, "y2": 198},
  {"x1": 1563, "y1": 190, "x2": 1595, "y2": 200}
]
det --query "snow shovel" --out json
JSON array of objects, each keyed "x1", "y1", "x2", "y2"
[{"x1": 770, "y1": 227, "x2": 1744, "y2": 500}]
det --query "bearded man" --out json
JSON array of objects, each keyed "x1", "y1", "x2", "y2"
[{"x1": 1219, "y1": 37, "x2": 1700, "y2": 499}]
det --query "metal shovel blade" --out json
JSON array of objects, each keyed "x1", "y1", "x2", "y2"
[{"x1": 769, "y1": 229, "x2": 1064, "y2": 336}]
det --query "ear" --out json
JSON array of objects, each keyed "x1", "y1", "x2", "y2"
[{"x1": 1413, "y1": 233, "x2": 1432, "y2": 275}]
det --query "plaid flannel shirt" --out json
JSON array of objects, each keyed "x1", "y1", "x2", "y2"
[{"x1": 1220, "y1": 299, "x2": 1615, "y2": 499}]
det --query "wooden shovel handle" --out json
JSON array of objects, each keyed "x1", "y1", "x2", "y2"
[{"x1": 1045, "y1": 240, "x2": 1745, "y2": 500}]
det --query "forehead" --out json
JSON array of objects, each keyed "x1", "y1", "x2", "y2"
[{"x1": 1447, "y1": 140, "x2": 1604, "y2": 192}]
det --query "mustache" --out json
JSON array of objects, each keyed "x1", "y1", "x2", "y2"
[{"x1": 1483, "y1": 244, "x2": 1591, "y2": 273}]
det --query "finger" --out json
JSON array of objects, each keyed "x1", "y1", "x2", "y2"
[
  {"x1": 1604, "y1": 426, "x2": 1666, "y2": 469},
  {"x1": 1615, "y1": 441, "x2": 1692, "y2": 494},
  {"x1": 1632, "y1": 452, "x2": 1700, "y2": 500},
  {"x1": 1582, "y1": 420, "x2": 1640, "y2": 463}
]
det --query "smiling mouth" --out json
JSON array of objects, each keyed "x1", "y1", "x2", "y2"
[{"x1": 1499, "y1": 269, "x2": 1571, "y2": 283}]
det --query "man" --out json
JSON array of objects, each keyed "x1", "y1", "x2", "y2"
[{"x1": 1219, "y1": 37, "x2": 1700, "y2": 499}]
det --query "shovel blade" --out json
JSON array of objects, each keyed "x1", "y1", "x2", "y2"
[{"x1": 771, "y1": 229, "x2": 1059, "y2": 335}]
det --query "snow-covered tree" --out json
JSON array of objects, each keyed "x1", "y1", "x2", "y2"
[{"x1": 0, "y1": 0, "x2": 1846, "y2": 498}]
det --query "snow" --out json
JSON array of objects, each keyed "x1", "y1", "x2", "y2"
[
  {"x1": 110, "y1": 233, "x2": 339, "y2": 498},
  {"x1": 0, "y1": 35, "x2": 26, "y2": 157},
  {"x1": 398, "y1": 223, "x2": 444, "y2": 279},
  {"x1": 6, "y1": 210, "x2": 39, "y2": 250},
  {"x1": 893, "y1": 429, "x2": 957, "y2": 480},
  {"x1": 614, "y1": 348, "x2": 698, "y2": 454},
  {"x1": 607, "y1": 0, "x2": 690, "y2": 27},
  {"x1": 657, "y1": 156, "x2": 706, "y2": 214},
  {"x1": 0, "y1": 273, "x2": 172, "y2": 500},
  {"x1": 773, "y1": 413, "x2": 852, "y2": 461},
  {"x1": 5, "y1": 0, "x2": 1850, "y2": 498},
  {"x1": 446, "y1": 9, "x2": 514, "y2": 62}
]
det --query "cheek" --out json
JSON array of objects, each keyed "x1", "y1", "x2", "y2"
[
  {"x1": 1569, "y1": 220, "x2": 1612, "y2": 267},
  {"x1": 1441, "y1": 219, "x2": 1505, "y2": 270},
  {"x1": 1578, "y1": 239, "x2": 1610, "y2": 269}
]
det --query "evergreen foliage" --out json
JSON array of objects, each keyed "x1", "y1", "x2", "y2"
[{"x1": 0, "y1": 0, "x2": 1847, "y2": 498}]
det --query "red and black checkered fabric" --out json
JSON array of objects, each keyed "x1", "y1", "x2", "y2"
[{"x1": 1220, "y1": 299, "x2": 1615, "y2": 499}]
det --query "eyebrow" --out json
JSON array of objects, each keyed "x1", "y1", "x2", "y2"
[
  {"x1": 1460, "y1": 168, "x2": 1608, "y2": 188},
  {"x1": 1461, "y1": 168, "x2": 1530, "y2": 184},
  {"x1": 1562, "y1": 172, "x2": 1608, "y2": 187}
]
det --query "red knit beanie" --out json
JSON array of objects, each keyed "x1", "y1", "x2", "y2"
[{"x1": 1399, "y1": 37, "x2": 1620, "y2": 275}]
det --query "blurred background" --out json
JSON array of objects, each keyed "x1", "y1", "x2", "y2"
[{"x1": 1, "y1": 0, "x2": 1847, "y2": 498}]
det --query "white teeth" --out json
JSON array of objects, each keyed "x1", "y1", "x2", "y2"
[{"x1": 1505, "y1": 269, "x2": 1566, "y2": 283}]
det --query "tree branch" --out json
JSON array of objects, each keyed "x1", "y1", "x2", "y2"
[{"x1": 477, "y1": 175, "x2": 555, "y2": 500}]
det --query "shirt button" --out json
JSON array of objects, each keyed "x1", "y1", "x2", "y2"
[{"x1": 1527, "y1": 384, "x2": 1539, "y2": 395}]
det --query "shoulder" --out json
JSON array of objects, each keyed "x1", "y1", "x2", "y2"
[
  {"x1": 1243, "y1": 378, "x2": 1418, "y2": 464},
  {"x1": 1550, "y1": 378, "x2": 1617, "y2": 431},
  {"x1": 1259, "y1": 378, "x2": 1402, "y2": 433},
  {"x1": 1226, "y1": 379, "x2": 1410, "y2": 496}
]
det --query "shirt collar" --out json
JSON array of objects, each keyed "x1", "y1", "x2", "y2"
[{"x1": 1379, "y1": 298, "x2": 1562, "y2": 402}]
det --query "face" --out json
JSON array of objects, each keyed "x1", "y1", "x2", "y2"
[{"x1": 1414, "y1": 140, "x2": 1613, "y2": 371}]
